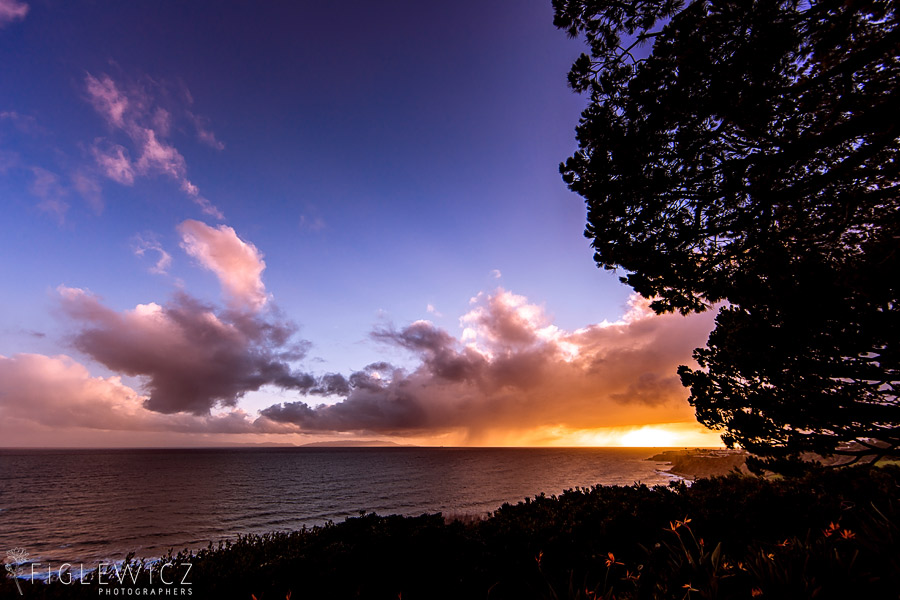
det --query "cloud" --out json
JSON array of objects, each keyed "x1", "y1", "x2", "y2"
[
  {"x1": 57, "y1": 286, "x2": 313, "y2": 415},
  {"x1": 310, "y1": 373, "x2": 352, "y2": 396},
  {"x1": 0, "y1": 110, "x2": 40, "y2": 134},
  {"x1": 71, "y1": 171, "x2": 104, "y2": 213},
  {"x1": 2, "y1": 132, "x2": 100, "y2": 217},
  {"x1": 178, "y1": 219, "x2": 269, "y2": 311},
  {"x1": 491, "y1": 269, "x2": 502, "y2": 279},
  {"x1": 84, "y1": 73, "x2": 224, "y2": 219},
  {"x1": 426, "y1": 303, "x2": 442, "y2": 317},
  {"x1": 92, "y1": 142, "x2": 135, "y2": 185},
  {"x1": 135, "y1": 128, "x2": 186, "y2": 179},
  {"x1": 31, "y1": 271, "x2": 716, "y2": 444},
  {"x1": 152, "y1": 107, "x2": 171, "y2": 137},
  {"x1": 132, "y1": 233, "x2": 173, "y2": 275},
  {"x1": 196, "y1": 128, "x2": 225, "y2": 150},
  {"x1": 299, "y1": 214, "x2": 326, "y2": 231},
  {"x1": 0, "y1": 149, "x2": 18, "y2": 173},
  {"x1": 35, "y1": 215, "x2": 715, "y2": 443},
  {"x1": 85, "y1": 73, "x2": 129, "y2": 128},
  {"x1": 0, "y1": 353, "x2": 150, "y2": 430},
  {"x1": 260, "y1": 289, "x2": 716, "y2": 440},
  {"x1": 188, "y1": 111, "x2": 225, "y2": 150},
  {"x1": 0, "y1": 353, "x2": 292, "y2": 435},
  {"x1": 0, "y1": 0, "x2": 28, "y2": 27},
  {"x1": 187, "y1": 191, "x2": 224, "y2": 221},
  {"x1": 29, "y1": 167, "x2": 69, "y2": 223}
]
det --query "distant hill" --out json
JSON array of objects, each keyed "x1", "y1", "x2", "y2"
[
  {"x1": 300, "y1": 440, "x2": 416, "y2": 448},
  {"x1": 200, "y1": 442, "x2": 298, "y2": 448}
]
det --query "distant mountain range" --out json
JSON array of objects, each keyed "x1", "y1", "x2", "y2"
[{"x1": 300, "y1": 440, "x2": 416, "y2": 448}]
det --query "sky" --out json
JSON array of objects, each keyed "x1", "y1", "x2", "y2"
[{"x1": 0, "y1": 0, "x2": 723, "y2": 447}]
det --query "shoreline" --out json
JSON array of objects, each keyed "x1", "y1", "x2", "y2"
[{"x1": 648, "y1": 448, "x2": 749, "y2": 479}]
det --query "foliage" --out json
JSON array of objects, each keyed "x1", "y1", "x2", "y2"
[
  {"x1": 4, "y1": 466, "x2": 899, "y2": 599},
  {"x1": 553, "y1": 0, "x2": 900, "y2": 469}
]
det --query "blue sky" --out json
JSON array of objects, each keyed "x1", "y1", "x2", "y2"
[{"x1": 0, "y1": 0, "x2": 721, "y2": 447}]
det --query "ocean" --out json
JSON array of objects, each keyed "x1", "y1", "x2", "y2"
[{"x1": 0, "y1": 447, "x2": 678, "y2": 567}]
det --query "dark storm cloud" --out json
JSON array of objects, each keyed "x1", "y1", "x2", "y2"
[
  {"x1": 373, "y1": 321, "x2": 487, "y2": 383},
  {"x1": 58, "y1": 286, "x2": 317, "y2": 415},
  {"x1": 259, "y1": 290, "x2": 718, "y2": 436}
]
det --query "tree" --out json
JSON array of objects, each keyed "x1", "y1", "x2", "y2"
[{"x1": 554, "y1": 0, "x2": 899, "y2": 472}]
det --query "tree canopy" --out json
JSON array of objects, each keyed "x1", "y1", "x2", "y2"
[{"x1": 554, "y1": 0, "x2": 899, "y2": 471}]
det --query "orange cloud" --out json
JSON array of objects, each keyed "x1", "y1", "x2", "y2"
[
  {"x1": 5, "y1": 287, "x2": 720, "y2": 447},
  {"x1": 261, "y1": 289, "x2": 718, "y2": 442},
  {"x1": 27, "y1": 203, "x2": 726, "y2": 452}
]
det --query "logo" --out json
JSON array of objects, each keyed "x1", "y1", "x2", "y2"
[
  {"x1": 5, "y1": 547, "x2": 193, "y2": 596},
  {"x1": 4, "y1": 547, "x2": 28, "y2": 596}
]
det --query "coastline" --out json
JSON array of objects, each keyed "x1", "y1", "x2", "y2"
[{"x1": 649, "y1": 448, "x2": 749, "y2": 479}]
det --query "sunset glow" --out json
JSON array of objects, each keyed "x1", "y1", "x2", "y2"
[
  {"x1": 540, "y1": 424, "x2": 724, "y2": 448},
  {"x1": 1, "y1": 3, "x2": 896, "y2": 599},
  {"x1": 619, "y1": 428, "x2": 679, "y2": 448},
  {"x1": 0, "y1": 0, "x2": 723, "y2": 449}
]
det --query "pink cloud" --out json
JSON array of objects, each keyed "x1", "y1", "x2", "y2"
[
  {"x1": 132, "y1": 233, "x2": 172, "y2": 275},
  {"x1": 29, "y1": 167, "x2": 69, "y2": 223},
  {"x1": 0, "y1": 353, "x2": 148, "y2": 430},
  {"x1": 92, "y1": 143, "x2": 135, "y2": 185},
  {"x1": 0, "y1": 353, "x2": 292, "y2": 436},
  {"x1": 0, "y1": 110, "x2": 40, "y2": 134},
  {"x1": 71, "y1": 171, "x2": 104, "y2": 213},
  {"x1": 197, "y1": 128, "x2": 225, "y2": 150},
  {"x1": 135, "y1": 128, "x2": 185, "y2": 178},
  {"x1": 84, "y1": 74, "x2": 129, "y2": 129},
  {"x1": 84, "y1": 72, "x2": 224, "y2": 219},
  {"x1": 192, "y1": 195, "x2": 225, "y2": 220},
  {"x1": 0, "y1": 0, "x2": 28, "y2": 27},
  {"x1": 178, "y1": 219, "x2": 269, "y2": 311},
  {"x1": 188, "y1": 111, "x2": 225, "y2": 150},
  {"x1": 152, "y1": 107, "x2": 171, "y2": 137}
]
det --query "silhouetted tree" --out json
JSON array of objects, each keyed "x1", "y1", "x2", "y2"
[{"x1": 554, "y1": 0, "x2": 899, "y2": 471}]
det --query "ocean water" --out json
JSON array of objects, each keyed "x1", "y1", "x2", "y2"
[{"x1": 0, "y1": 447, "x2": 677, "y2": 566}]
